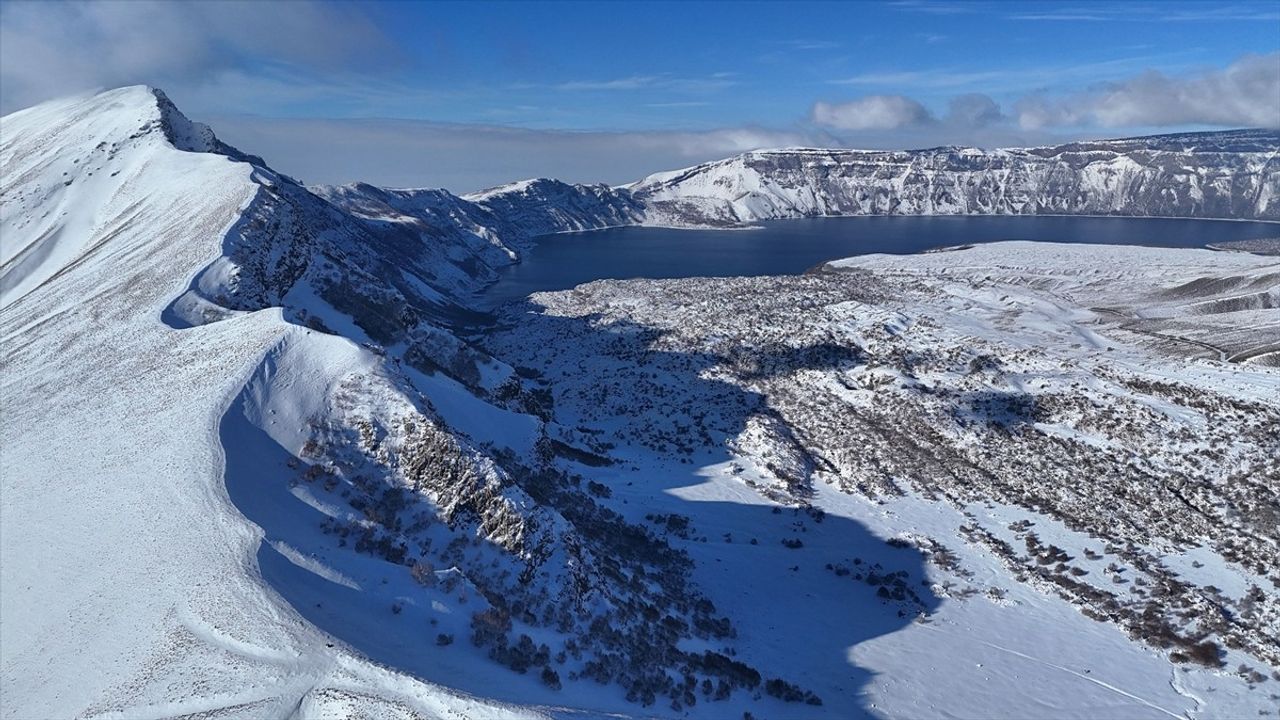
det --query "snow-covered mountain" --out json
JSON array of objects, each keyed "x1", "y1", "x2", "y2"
[
  {"x1": 0, "y1": 86, "x2": 738, "y2": 719},
  {"x1": 1, "y1": 85, "x2": 541, "y2": 718},
  {"x1": 630, "y1": 131, "x2": 1280, "y2": 226},
  {"x1": 2, "y1": 87, "x2": 1278, "y2": 720},
  {"x1": 309, "y1": 177, "x2": 643, "y2": 300},
  {"x1": 310, "y1": 131, "x2": 1280, "y2": 242}
]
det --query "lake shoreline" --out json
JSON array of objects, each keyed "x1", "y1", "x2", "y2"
[{"x1": 475, "y1": 215, "x2": 1280, "y2": 310}]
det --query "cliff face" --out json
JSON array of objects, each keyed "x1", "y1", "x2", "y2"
[
  {"x1": 311, "y1": 178, "x2": 645, "y2": 298},
  {"x1": 630, "y1": 130, "x2": 1280, "y2": 225},
  {"x1": 464, "y1": 177, "x2": 645, "y2": 237}
]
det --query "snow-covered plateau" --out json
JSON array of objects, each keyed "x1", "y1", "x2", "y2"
[{"x1": 1, "y1": 86, "x2": 1277, "y2": 720}]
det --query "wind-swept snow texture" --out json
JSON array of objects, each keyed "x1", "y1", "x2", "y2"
[
  {"x1": 0, "y1": 87, "x2": 542, "y2": 720},
  {"x1": 2, "y1": 86, "x2": 1278, "y2": 720}
]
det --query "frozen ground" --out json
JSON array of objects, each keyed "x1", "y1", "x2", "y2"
[{"x1": 483, "y1": 241, "x2": 1279, "y2": 718}]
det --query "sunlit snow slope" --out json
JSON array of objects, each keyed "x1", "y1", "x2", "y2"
[{"x1": 0, "y1": 87, "x2": 539, "y2": 720}]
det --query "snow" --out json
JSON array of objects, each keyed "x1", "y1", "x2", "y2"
[
  {"x1": 3, "y1": 86, "x2": 1277, "y2": 720},
  {"x1": 483, "y1": 240, "x2": 1279, "y2": 719},
  {"x1": 532, "y1": 440, "x2": 1235, "y2": 719},
  {"x1": 463, "y1": 178, "x2": 544, "y2": 201},
  {"x1": 0, "y1": 86, "x2": 540, "y2": 720},
  {"x1": 630, "y1": 136, "x2": 1280, "y2": 226},
  {"x1": 403, "y1": 364, "x2": 541, "y2": 455}
]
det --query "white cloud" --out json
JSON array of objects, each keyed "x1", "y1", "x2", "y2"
[
  {"x1": 887, "y1": 1, "x2": 980, "y2": 16},
  {"x1": 779, "y1": 40, "x2": 841, "y2": 51},
  {"x1": 832, "y1": 69, "x2": 1005, "y2": 89},
  {"x1": 0, "y1": 0, "x2": 396, "y2": 112},
  {"x1": 1011, "y1": 4, "x2": 1280, "y2": 22},
  {"x1": 645, "y1": 102, "x2": 712, "y2": 108},
  {"x1": 817, "y1": 54, "x2": 1279, "y2": 138},
  {"x1": 946, "y1": 94, "x2": 1004, "y2": 128},
  {"x1": 1016, "y1": 53, "x2": 1280, "y2": 129},
  {"x1": 812, "y1": 95, "x2": 933, "y2": 130}
]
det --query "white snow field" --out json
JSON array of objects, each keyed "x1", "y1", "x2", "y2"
[
  {"x1": 0, "y1": 87, "x2": 539, "y2": 720},
  {"x1": 2, "y1": 87, "x2": 1278, "y2": 720}
]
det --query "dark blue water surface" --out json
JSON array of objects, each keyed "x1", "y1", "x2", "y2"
[{"x1": 479, "y1": 215, "x2": 1278, "y2": 309}]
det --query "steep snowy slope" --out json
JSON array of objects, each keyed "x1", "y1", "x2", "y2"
[
  {"x1": 2, "y1": 87, "x2": 858, "y2": 720},
  {"x1": 630, "y1": 131, "x2": 1280, "y2": 225},
  {"x1": 0, "y1": 87, "x2": 549, "y2": 718},
  {"x1": 463, "y1": 177, "x2": 643, "y2": 235},
  {"x1": 309, "y1": 177, "x2": 643, "y2": 298}
]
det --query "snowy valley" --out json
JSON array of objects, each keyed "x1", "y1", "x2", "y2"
[{"x1": 1, "y1": 86, "x2": 1278, "y2": 720}]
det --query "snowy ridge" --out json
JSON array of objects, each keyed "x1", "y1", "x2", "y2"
[
  {"x1": 0, "y1": 87, "x2": 826, "y2": 719},
  {"x1": 464, "y1": 177, "x2": 644, "y2": 237},
  {"x1": 0, "y1": 86, "x2": 543, "y2": 719},
  {"x1": 0, "y1": 86, "x2": 206, "y2": 307}
]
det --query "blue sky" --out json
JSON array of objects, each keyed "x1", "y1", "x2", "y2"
[
  {"x1": 304, "y1": 1, "x2": 1280, "y2": 129},
  {"x1": 2, "y1": 1, "x2": 1277, "y2": 190}
]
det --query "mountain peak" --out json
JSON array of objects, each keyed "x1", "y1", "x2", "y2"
[
  {"x1": 149, "y1": 87, "x2": 266, "y2": 165},
  {"x1": 150, "y1": 87, "x2": 218, "y2": 153},
  {"x1": 1, "y1": 85, "x2": 264, "y2": 166}
]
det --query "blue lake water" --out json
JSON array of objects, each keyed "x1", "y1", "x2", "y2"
[{"x1": 479, "y1": 215, "x2": 1278, "y2": 309}]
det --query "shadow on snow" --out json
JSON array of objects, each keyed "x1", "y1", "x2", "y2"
[{"x1": 217, "y1": 299, "x2": 941, "y2": 719}]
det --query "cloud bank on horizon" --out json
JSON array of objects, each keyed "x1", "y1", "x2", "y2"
[
  {"x1": 2, "y1": 0, "x2": 1276, "y2": 192},
  {"x1": 813, "y1": 54, "x2": 1280, "y2": 134}
]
